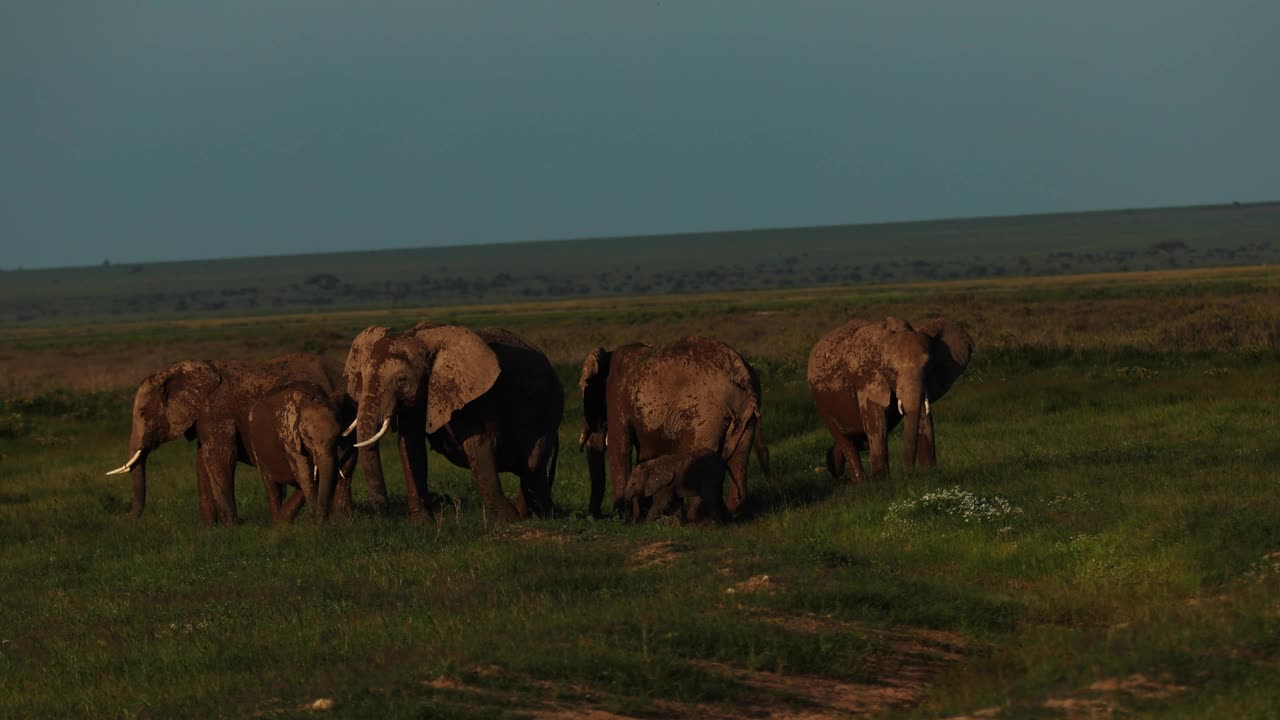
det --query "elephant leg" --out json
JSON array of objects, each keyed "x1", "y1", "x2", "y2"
[
  {"x1": 844, "y1": 435, "x2": 868, "y2": 483},
  {"x1": 724, "y1": 437, "x2": 752, "y2": 515},
  {"x1": 278, "y1": 488, "x2": 307, "y2": 524},
  {"x1": 261, "y1": 479, "x2": 282, "y2": 523},
  {"x1": 197, "y1": 442, "x2": 239, "y2": 527},
  {"x1": 517, "y1": 475, "x2": 548, "y2": 519},
  {"x1": 606, "y1": 426, "x2": 635, "y2": 517},
  {"x1": 916, "y1": 411, "x2": 937, "y2": 469},
  {"x1": 260, "y1": 479, "x2": 284, "y2": 521},
  {"x1": 820, "y1": 415, "x2": 864, "y2": 482},
  {"x1": 646, "y1": 487, "x2": 675, "y2": 523},
  {"x1": 698, "y1": 482, "x2": 732, "y2": 525},
  {"x1": 396, "y1": 414, "x2": 431, "y2": 523},
  {"x1": 463, "y1": 430, "x2": 520, "y2": 524},
  {"x1": 825, "y1": 446, "x2": 844, "y2": 477},
  {"x1": 520, "y1": 435, "x2": 556, "y2": 518},
  {"x1": 518, "y1": 462, "x2": 554, "y2": 519},
  {"x1": 859, "y1": 399, "x2": 890, "y2": 477}
]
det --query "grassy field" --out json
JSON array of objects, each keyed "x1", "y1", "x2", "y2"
[
  {"x1": 2, "y1": 267, "x2": 1279, "y2": 718},
  {"x1": 2, "y1": 200, "x2": 1278, "y2": 326}
]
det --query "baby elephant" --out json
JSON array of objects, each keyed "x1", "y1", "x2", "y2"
[
  {"x1": 624, "y1": 452, "x2": 732, "y2": 525},
  {"x1": 246, "y1": 382, "x2": 351, "y2": 523}
]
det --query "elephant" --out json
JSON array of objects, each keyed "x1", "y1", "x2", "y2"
[
  {"x1": 624, "y1": 452, "x2": 732, "y2": 524},
  {"x1": 345, "y1": 322, "x2": 563, "y2": 524},
  {"x1": 104, "y1": 353, "x2": 355, "y2": 526},
  {"x1": 807, "y1": 316, "x2": 973, "y2": 481},
  {"x1": 578, "y1": 336, "x2": 772, "y2": 519},
  {"x1": 244, "y1": 381, "x2": 353, "y2": 523}
]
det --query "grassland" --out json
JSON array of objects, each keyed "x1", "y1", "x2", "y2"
[
  {"x1": 2, "y1": 200, "x2": 1277, "y2": 326},
  {"x1": 2, "y1": 266, "x2": 1279, "y2": 718}
]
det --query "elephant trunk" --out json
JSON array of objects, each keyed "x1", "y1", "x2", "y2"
[
  {"x1": 898, "y1": 382, "x2": 925, "y2": 473},
  {"x1": 354, "y1": 382, "x2": 395, "y2": 449},
  {"x1": 312, "y1": 450, "x2": 337, "y2": 523},
  {"x1": 108, "y1": 415, "x2": 155, "y2": 517},
  {"x1": 128, "y1": 452, "x2": 149, "y2": 518}
]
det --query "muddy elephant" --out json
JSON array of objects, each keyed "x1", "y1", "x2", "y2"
[
  {"x1": 578, "y1": 336, "x2": 772, "y2": 519},
  {"x1": 624, "y1": 452, "x2": 732, "y2": 524},
  {"x1": 244, "y1": 381, "x2": 353, "y2": 523},
  {"x1": 807, "y1": 317, "x2": 973, "y2": 481},
  {"x1": 104, "y1": 354, "x2": 355, "y2": 525},
  {"x1": 345, "y1": 323, "x2": 563, "y2": 523}
]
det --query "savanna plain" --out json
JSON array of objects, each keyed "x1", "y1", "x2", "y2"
[{"x1": 2, "y1": 266, "x2": 1279, "y2": 718}]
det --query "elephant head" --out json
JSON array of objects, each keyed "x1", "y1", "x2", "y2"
[
  {"x1": 105, "y1": 360, "x2": 223, "y2": 517},
  {"x1": 851, "y1": 317, "x2": 972, "y2": 471},
  {"x1": 351, "y1": 325, "x2": 501, "y2": 449},
  {"x1": 871, "y1": 319, "x2": 933, "y2": 470}
]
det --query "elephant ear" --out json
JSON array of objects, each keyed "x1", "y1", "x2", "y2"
[
  {"x1": 918, "y1": 319, "x2": 974, "y2": 401},
  {"x1": 344, "y1": 326, "x2": 390, "y2": 397},
  {"x1": 579, "y1": 347, "x2": 608, "y2": 396},
  {"x1": 858, "y1": 371, "x2": 893, "y2": 410},
  {"x1": 156, "y1": 360, "x2": 223, "y2": 435},
  {"x1": 412, "y1": 325, "x2": 501, "y2": 434},
  {"x1": 579, "y1": 347, "x2": 611, "y2": 426}
]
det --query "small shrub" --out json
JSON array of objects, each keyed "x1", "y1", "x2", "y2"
[
  {"x1": 0, "y1": 411, "x2": 29, "y2": 438},
  {"x1": 885, "y1": 485, "x2": 1024, "y2": 530}
]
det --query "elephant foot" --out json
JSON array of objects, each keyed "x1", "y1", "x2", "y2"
[
  {"x1": 825, "y1": 447, "x2": 843, "y2": 478},
  {"x1": 407, "y1": 509, "x2": 433, "y2": 526}
]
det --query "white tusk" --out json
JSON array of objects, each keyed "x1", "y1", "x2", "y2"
[
  {"x1": 105, "y1": 449, "x2": 143, "y2": 476},
  {"x1": 353, "y1": 417, "x2": 391, "y2": 448},
  {"x1": 338, "y1": 469, "x2": 347, "y2": 481},
  {"x1": 604, "y1": 434, "x2": 608, "y2": 449},
  {"x1": 897, "y1": 398, "x2": 904, "y2": 415},
  {"x1": 342, "y1": 418, "x2": 358, "y2": 437},
  {"x1": 925, "y1": 398, "x2": 931, "y2": 416}
]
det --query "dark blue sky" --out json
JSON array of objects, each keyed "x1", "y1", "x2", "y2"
[{"x1": 3, "y1": 1, "x2": 1277, "y2": 269}]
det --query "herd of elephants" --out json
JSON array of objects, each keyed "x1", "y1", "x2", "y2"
[{"x1": 103, "y1": 317, "x2": 973, "y2": 526}]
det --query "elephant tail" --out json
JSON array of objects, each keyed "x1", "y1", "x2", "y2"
[
  {"x1": 752, "y1": 418, "x2": 775, "y2": 488},
  {"x1": 547, "y1": 432, "x2": 559, "y2": 490}
]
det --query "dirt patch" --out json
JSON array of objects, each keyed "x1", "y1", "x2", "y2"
[
  {"x1": 490, "y1": 526, "x2": 573, "y2": 545},
  {"x1": 752, "y1": 610, "x2": 966, "y2": 663},
  {"x1": 1084, "y1": 673, "x2": 1187, "y2": 698},
  {"x1": 946, "y1": 673, "x2": 1189, "y2": 719},
  {"x1": 726, "y1": 574, "x2": 775, "y2": 594},
  {"x1": 429, "y1": 613, "x2": 967, "y2": 719},
  {"x1": 628, "y1": 540, "x2": 683, "y2": 568}
]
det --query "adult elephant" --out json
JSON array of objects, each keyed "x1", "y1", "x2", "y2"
[
  {"x1": 807, "y1": 317, "x2": 973, "y2": 481},
  {"x1": 578, "y1": 336, "x2": 772, "y2": 519},
  {"x1": 103, "y1": 354, "x2": 355, "y2": 525},
  {"x1": 345, "y1": 323, "x2": 562, "y2": 524}
]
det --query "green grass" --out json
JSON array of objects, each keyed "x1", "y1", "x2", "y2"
[{"x1": 2, "y1": 276, "x2": 1280, "y2": 718}]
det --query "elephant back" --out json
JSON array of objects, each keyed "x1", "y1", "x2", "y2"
[{"x1": 808, "y1": 319, "x2": 875, "y2": 392}]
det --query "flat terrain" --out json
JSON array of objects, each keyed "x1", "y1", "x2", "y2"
[
  {"x1": 2, "y1": 200, "x2": 1278, "y2": 326},
  {"x1": 2, "y1": 266, "x2": 1279, "y2": 718}
]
